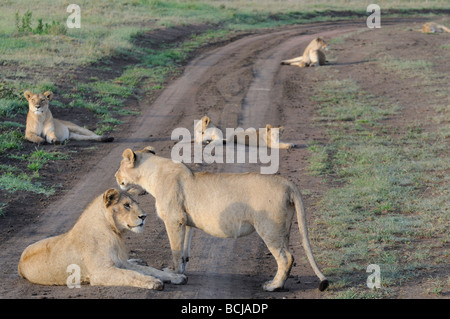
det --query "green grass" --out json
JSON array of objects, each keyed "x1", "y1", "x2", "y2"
[
  {"x1": 0, "y1": 172, "x2": 55, "y2": 196},
  {"x1": 0, "y1": 99, "x2": 27, "y2": 118},
  {"x1": 0, "y1": 148, "x2": 68, "y2": 198},
  {"x1": 26, "y1": 148, "x2": 68, "y2": 173},
  {"x1": 0, "y1": 130, "x2": 24, "y2": 153},
  {"x1": 308, "y1": 78, "x2": 449, "y2": 298},
  {"x1": 379, "y1": 55, "x2": 434, "y2": 78}
]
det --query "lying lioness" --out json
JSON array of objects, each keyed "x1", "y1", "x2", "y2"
[
  {"x1": 422, "y1": 22, "x2": 450, "y2": 33},
  {"x1": 24, "y1": 90, "x2": 113, "y2": 144},
  {"x1": 18, "y1": 188, "x2": 187, "y2": 289},
  {"x1": 281, "y1": 37, "x2": 328, "y2": 67},
  {"x1": 194, "y1": 115, "x2": 294, "y2": 149},
  {"x1": 115, "y1": 146, "x2": 329, "y2": 292}
]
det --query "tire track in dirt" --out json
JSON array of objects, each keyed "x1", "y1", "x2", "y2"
[{"x1": 0, "y1": 21, "x2": 363, "y2": 299}]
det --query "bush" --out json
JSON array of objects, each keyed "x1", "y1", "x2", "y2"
[{"x1": 15, "y1": 10, "x2": 67, "y2": 36}]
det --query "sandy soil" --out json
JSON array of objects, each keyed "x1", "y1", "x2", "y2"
[{"x1": 0, "y1": 17, "x2": 447, "y2": 300}]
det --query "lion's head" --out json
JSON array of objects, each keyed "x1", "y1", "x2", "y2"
[
  {"x1": 103, "y1": 189, "x2": 147, "y2": 234},
  {"x1": 24, "y1": 91, "x2": 53, "y2": 115},
  {"x1": 265, "y1": 124, "x2": 284, "y2": 143},
  {"x1": 115, "y1": 146, "x2": 155, "y2": 192},
  {"x1": 310, "y1": 37, "x2": 328, "y2": 51}
]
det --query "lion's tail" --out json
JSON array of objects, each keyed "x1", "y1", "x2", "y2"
[{"x1": 292, "y1": 186, "x2": 329, "y2": 291}]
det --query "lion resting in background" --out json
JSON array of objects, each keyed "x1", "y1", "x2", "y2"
[
  {"x1": 422, "y1": 22, "x2": 450, "y2": 33},
  {"x1": 194, "y1": 115, "x2": 294, "y2": 149},
  {"x1": 18, "y1": 188, "x2": 187, "y2": 289},
  {"x1": 115, "y1": 147, "x2": 329, "y2": 292},
  {"x1": 281, "y1": 37, "x2": 328, "y2": 67},
  {"x1": 24, "y1": 90, "x2": 114, "y2": 144}
]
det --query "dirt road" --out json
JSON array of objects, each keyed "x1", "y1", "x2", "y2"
[{"x1": 1, "y1": 17, "x2": 443, "y2": 299}]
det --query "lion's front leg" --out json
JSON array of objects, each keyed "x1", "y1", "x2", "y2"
[
  {"x1": 124, "y1": 261, "x2": 187, "y2": 285},
  {"x1": 89, "y1": 267, "x2": 164, "y2": 290},
  {"x1": 45, "y1": 131, "x2": 58, "y2": 144},
  {"x1": 25, "y1": 131, "x2": 45, "y2": 144},
  {"x1": 163, "y1": 217, "x2": 187, "y2": 274}
]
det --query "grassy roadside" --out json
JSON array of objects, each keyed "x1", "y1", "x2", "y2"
[{"x1": 307, "y1": 52, "x2": 449, "y2": 298}]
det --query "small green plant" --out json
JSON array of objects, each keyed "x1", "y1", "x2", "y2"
[
  {"x1": 26, "y1": 148, "x2": 69, "y2": 173},
  {"x1": 15, "y1": 10, "x2": 33, "y2": 33},
  {"x1": 15, "y1": 10, "x2": 67, "y2": 35}
]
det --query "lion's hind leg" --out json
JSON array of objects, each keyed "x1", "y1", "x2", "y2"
[
  {"x1": 281, "y1": 56, "x2": 303, "y2": 65},
  {"x1": 60, "y1": 120, "x2": 113, "y2": 142},
  {"x1": 256, "y1": 222, "x2": 294, "y2": 291},
  {"x1": 291, "y1": 61, "x2": 309, "y2": 68},
  {"x1": 183, "y1": 226, "x2": 193, "y2": 268},
  {"x1": 262, "y1": 240, "x2": 294, "y2": 291}
]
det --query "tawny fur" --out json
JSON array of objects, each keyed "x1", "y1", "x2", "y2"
[
  {"x1": 18, "y1": 189, "x2": 187, "y2": 289},
  {"x1": 115, "y1": 147, "x2": 329, "y2": 291},
  {"x1": 194, "y1": 115, "x2": 294, "y2": 149},
  {"x1": 24, "y1": 90, "x2": 113, "y2": 144},
  {"x1": 422, "y1": 22, "x2": 450, "y2": 33},
  {"x1": 281, "y1": 37, "x2": 328, "y2": 67}
]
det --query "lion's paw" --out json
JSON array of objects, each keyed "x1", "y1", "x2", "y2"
[
  {"x1": 171, "y1": 273, "x2": 188, "y2": 285},
  {"x1": 262, "y1": 280, "x2": 284, "y2": 292},
  {"x1": 147, "y1": 279, "x2": 164, "y2": 290}
]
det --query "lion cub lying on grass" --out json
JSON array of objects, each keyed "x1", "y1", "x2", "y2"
[
  {"x1": 18, "y1": 188, "x2": 187, "y2": 289},
  {"x1": 281, "y1": 37, "x2": 328, "y2": 67},
  {"x1": 24, "y1": 90, "x2": 114, "y2": 144}
]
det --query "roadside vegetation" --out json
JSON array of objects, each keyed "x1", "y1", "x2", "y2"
[{"x1": 307, "y1": 36, "x2": 449, "y2": 298}]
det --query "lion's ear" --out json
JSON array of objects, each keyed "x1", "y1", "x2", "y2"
[
  {"x1": 142, "y1": 146, "x2": 156, "y2": 155},
  {"x1": 104, "y1": 188, "x2": 120, "y2": 207},
  {"x1": 43, "y1": 91, "x2": 54, "y2": 101},
  {"x1": 278, "y1": 126, "x2": 285, "y2": 133},
  {"x1": 122, "y1": 149, "x2": 136, "y2": 168},
  {"x1": 24, "y1": 91, "x2": 33, "y2": 101},
  {"x1": 265, "y1": 124, "x2": 273, "y2": 131},
  {"x1": 202, "y1": 116, "x2": 210, "y2": 127}
]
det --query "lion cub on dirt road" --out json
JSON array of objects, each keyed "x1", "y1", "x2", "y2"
[
  {"x1": 115, "y1": 146, "x2": 329, "y2": 292},
  {"x1": 281, "y1": 37, "x2": 328, "y2": 67},
  {"x1": 18, "y1": 188, "x2": 187, "y2": 289},
  {"x1": 24, "y1": 90, "x2": 114, "y2": 144}
]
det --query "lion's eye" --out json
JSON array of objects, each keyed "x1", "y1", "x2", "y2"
[{"x1": 124, "y1": 203, "x2": 130, "y2": 209}]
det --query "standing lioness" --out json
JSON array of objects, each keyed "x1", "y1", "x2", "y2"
[
  {"x1": 24, "y1": 90, "x2": 114, "y2": 144},
  {"x1": 18, "y1": 188, "x2": 187, "y2": 289},
  {"x1": 115, "y1": 146, "x2": 329, "y2": 292}
]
